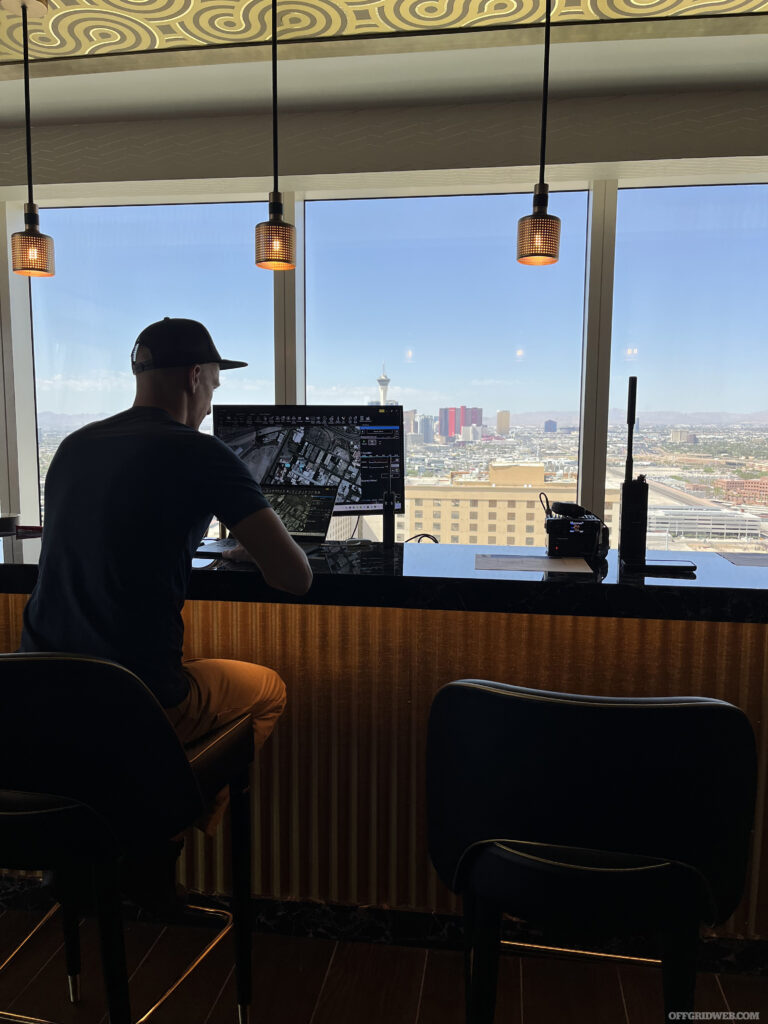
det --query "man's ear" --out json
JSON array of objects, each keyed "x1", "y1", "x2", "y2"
[{"x1": 187, "y1": 364, "x2": 202, "y2": 392}]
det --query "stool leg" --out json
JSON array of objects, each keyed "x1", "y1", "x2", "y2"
[
  {"x1": 463, "y1": 892, "x2": 501, "y2": 1024},
  {"x1": 94, "y1": 861, "x2": 132, "y2": 1024},
  {"x1": 661, "y1": 919, "x2": 699, "y2": 1020},
  {"x1": 60, "y1": 900, "x2": 81, "y2": 1003},
  {"x1": 230, "y1": 767, "x2": 252, "y2": 1024}
]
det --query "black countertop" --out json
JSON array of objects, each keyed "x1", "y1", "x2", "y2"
[{"x1": 2, "y1": 538, "x2": 768, "y2": 623}]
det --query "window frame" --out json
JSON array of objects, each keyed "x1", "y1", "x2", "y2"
[{"x1": 1, "y1": 164, "x2": 764, "y2": 526}]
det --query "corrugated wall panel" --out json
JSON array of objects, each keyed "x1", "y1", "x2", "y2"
[{"x1": 0, "y1": 593, "x2": 765, "y2": 936}]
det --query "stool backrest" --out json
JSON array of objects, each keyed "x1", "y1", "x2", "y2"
[
  {"x1": 0, "y1": 653, "x2": 203, "y2": 846},
  {"x1": 427, "y1": 679, "x2": 757, "y2": 923}
]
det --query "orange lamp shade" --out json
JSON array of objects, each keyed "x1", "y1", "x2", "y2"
[
  {"x1": 517, "y1": 212, "x2": 561, "y2": 266},
  {"x1": 12, "y1": 228, "x2": 55, "y2": 277},
  {"x1": 255, "y1": 218, "x2": 295, "y2": 271}
]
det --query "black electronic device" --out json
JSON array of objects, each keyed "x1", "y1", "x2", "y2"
[
  {"x1": 540, "y1": 493, "x2": 609, "y2": 563},
  {"x1": 618, "y1": 377, "x2": 649, "y2": 570},
  {"x1": 213, "y1": 404, "x2": 405, "y2": 517}
]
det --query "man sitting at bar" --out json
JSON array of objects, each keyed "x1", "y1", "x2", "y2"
[{"x1": 20, "y1": 316, "x2": 312, "y2": 912}]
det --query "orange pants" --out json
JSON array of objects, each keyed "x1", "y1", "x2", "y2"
[{"x1": 164, "y1": 658, "x2": 286, "y2": 836}]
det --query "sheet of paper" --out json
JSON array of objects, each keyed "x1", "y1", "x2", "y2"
[
  {"x1": 474, "y1": 554, "x2": 593, "y2": 573},
  {"x1": 717, "y1": 552, "x2": 768, "y2": 567}
]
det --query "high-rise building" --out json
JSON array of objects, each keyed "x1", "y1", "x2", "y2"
[
  {"x1": 418, "y1": 416, "x2": 434, "y2": 443},
  {"x1": 402, "y1": 465, "x2": 621, "y2": 547},
  {"x1": 544, "y1": 419, "x2": 557, "y2": 433},
  {"x1": 377, "y1": 365, "x2": 391, "y2": 405},
  {"x1": 670, "y1": 428, "x2": 697, "y2": 443},
  {"x1": 404, "y1": 409, "x2": 417, "y2": 434},
  {"x1": 496, "y1": 410, "x2": 510, "y2": 435},
  {"x1": 438, "y1": 406, "x2": 483, "y2": 438}
]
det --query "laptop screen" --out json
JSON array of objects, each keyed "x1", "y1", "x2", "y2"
[{"x1": 261, "y1": 484, "x2": 338, "y2": 540}]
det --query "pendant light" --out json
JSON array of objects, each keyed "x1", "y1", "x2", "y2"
[
  {"x1": 255, "y1": 0, "x2": 295, "y2": 271},
  {"x1": 517, "y1": 0, "x2": 560, "y2": 266},
  {"x1": 3, "y1": 0, "x2": 55, "y2": 277}
]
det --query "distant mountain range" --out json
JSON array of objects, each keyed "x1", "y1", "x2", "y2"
[
  {"x1": 38, "y1": 412, "x2": 106, "y2": 430},
  {"x1": 494, "y1": 410, "x2": 768, "y2": 428},
  {"x1": 37, "y1": 409, "x2": 768, "y2": 431}
]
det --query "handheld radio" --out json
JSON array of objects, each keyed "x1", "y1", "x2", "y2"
[{"x1": 618, "y1": 376, "x2": 649, "y2": 569}]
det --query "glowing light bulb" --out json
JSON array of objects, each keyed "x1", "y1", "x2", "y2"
[
  {"x1": 272, "y1": 238, "x2": 280, "y2": 252},
  {"x1": 28, "y1": 247, "x2": 38, "y2": 260}
]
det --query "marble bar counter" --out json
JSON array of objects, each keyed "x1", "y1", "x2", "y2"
[{"x1": 2, "y1": 539, "x2": 767, "y2": 623}]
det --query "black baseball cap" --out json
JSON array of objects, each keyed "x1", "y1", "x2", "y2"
[{"x1": 131, "y1": 317, "x2": 248, "y2": 374}]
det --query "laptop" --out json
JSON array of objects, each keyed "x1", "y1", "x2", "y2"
[{"x1": 196, "y1": 484, "x2": 338, "y2": 558}]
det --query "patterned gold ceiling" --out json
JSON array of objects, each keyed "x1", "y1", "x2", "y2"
[{"x1": 0, "y1": 0, "x2": 766, "y2": 61}]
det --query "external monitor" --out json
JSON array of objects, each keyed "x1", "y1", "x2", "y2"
[{"x1": 213, "y1": 405, "x2": 405, "y2": 515}]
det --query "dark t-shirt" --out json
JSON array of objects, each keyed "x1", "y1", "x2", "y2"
[{"x1": 20, "y1": 407, "x2": 269, "y2": 707}]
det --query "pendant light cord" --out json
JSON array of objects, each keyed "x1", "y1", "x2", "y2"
[
  {"x1": 271, "y1": 0, "x2": 279, "y2": 195},
  {"x1": 22, "y1": 2, "x2": 34, "y2": 207},
  {"x1": 538, "y1": 0, "x2": 551, "y2": 184}
]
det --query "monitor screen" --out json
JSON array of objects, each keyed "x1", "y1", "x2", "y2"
[
  {"x1": 213, "y1": 405, "x2": 404, "y2": 515},
  {"x1": 260, "y1": 485, "x2": 337, "y2": 539}
]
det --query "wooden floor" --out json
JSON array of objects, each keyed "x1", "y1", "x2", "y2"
[{"x1": 0, "y1": 907, "x2": 766, "y2": 1023}]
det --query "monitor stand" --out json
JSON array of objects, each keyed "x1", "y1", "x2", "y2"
[{"x1": 382, "y1": 491, "x2": 395, "y2": 547}]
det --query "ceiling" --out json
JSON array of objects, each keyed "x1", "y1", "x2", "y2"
[
  {"x1": 0, "y1": 3, "x2": 766, "y2": 126},
  {"x1": 0, "y1": 0, "x2": 767, "y2": 61}
]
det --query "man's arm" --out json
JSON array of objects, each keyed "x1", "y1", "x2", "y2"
[{"x1": 224, "y1": 507, "x2": 313, "y2": 595}]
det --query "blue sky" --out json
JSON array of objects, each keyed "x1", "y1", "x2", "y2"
[{"x1": 31, "y1": 184, "x2": 768, "y2": 420}]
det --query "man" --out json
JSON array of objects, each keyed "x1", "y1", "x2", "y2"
[{"x1": 21, "y1": 316, "x2": 312, "y2": 910}]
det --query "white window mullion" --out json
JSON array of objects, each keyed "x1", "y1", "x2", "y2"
[
  {"x1": 0, "y1": 200, "x2": 41, "y2": 526},
  {"x1": 578, "y1": 179, "x2": 617, "y2": 520},
  {"x1": 273, "y1": 191, "x2": 306, "y2": 404}
]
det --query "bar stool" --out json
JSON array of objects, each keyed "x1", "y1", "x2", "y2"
[
  {"x1": 0, "y1": 652, "x2": 255, "y2": 1024},
  {"x1": 427, "y1": 678, "x2": 757, "y2": 1024}
]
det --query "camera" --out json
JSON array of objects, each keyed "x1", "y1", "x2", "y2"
[{"x1": 540, "y1": 494, "x2": 610, "y2": 562}]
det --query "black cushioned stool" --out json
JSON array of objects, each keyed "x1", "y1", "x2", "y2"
[
  {"x1": 427, "y1": 679, "x2": 757, "y2": 1024},
  {"x1": 0, "y1": 652, "x2": 255, "y2": 1024}
]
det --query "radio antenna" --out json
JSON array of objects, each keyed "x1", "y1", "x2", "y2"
[{"x1": 625, "y1": 376, "x2": 637, "y2": 484}]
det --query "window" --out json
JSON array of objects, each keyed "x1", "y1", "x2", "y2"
[
  {"x1": 488, "y1": 524, "x2": 496, "y2": 532},
  {"x1": 469, "y1": 523, "x2": 478, "y2": 532},
  {"x1": 488, "y1": 501, "x2": 497, "y2": 508},
  {"x1": 526, "y1": 513, "x2": 534, "y2": 521},
  {"x1": 414, "y1": 499, "x2": 423, "y2": 506},
  {"x1": 451, "y1": 535, "x2": 459, "y2": 543},
  {"x1": 31, "y1": 202, "x2": 272, "y2": 498},
  {"x1": 470, "y1": 512, "x2": 478, "y2": 520},
  {"x1": 432, "y1": 522, "x2": 440, "y2": 531},
  {"x1": 487, "y1": 536, "x2": 497, "y2": 544},
  {"x1": 488, "y1": 512, "x2": 496, "y2": 520},
  {"x1": 305, "y1": 193, "x2": 588, "y2": 534},
  {"x1": 451, "y1": 512, "x2": 460, "y2": 520},
  {"x1": 433, "y1": 511, "x2": 441, "y2": 520},
  {"x1": 433, "y1": 500, "x2": 442, "y2": 507},
  {"x1": 609, "y1": 185, "x2": 768, "y2": 554},
  {"x1": 525, "y1": 537, "x2": 534, "y2": 545},
  {"x1": 526, "y1": 501, "x2": 536, "y2": 508},
  {"x1": 526, "y1": 525, "x2": 534, "y2": 533},
  {"x1": 507, "y1": 512, "x2": 516, "y2": 520}
]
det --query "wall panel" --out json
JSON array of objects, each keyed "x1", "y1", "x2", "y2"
[{"x1": 1, "y1": 592, "x2": 765, "y2": 938}]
